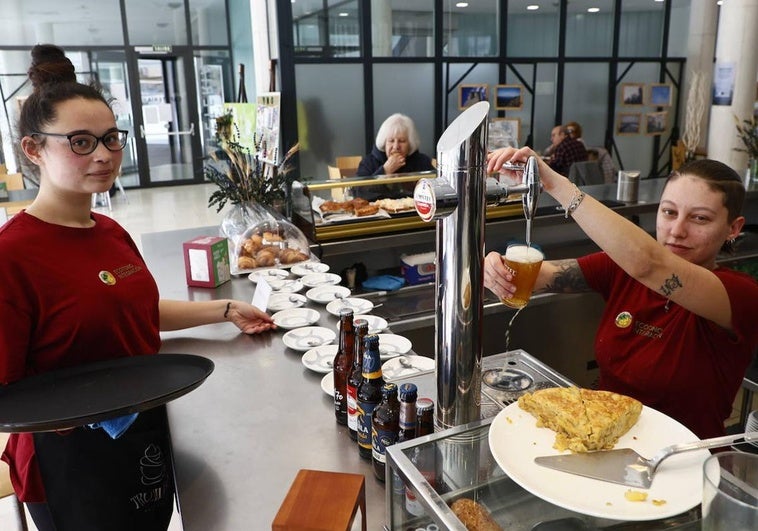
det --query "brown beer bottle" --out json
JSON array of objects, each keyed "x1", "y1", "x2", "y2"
[
  {"x1": 397, "y1": 383, "x2": 418, "y2": 443},
  {"x1": 371, "y1": 383, "x2": 400, "y2": 481},
  {"x1": 356, "y1": 335, "x2": 384, "y2": 460},
  {"x1": 332, "y1": 308, "x2": 354, "y2": 425},
  {"x1": 347, "y1": 319, "x2": 368, "y2": 441}
]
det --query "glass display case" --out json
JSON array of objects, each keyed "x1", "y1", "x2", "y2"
[
  {"x1": 385, "y1": 419, "x2": 701, "y2": 531},
  {"x1": 290, "y1": 171, "x2": 524, "y2": 243}
]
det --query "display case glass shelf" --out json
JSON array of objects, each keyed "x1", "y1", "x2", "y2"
[{"x1": 291, "y1": 172, "x2": 524, "y2": 243}]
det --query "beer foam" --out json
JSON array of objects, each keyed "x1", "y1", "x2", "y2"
[{"x1": 505, "y1": 245, "x2": 544, "y2": 263}]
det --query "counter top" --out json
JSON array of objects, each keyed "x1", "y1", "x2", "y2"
[{"x1": 142, "y1": 226, "x2": 392, "y2": 530}]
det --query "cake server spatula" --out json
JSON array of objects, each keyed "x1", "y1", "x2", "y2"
[{"x1": 534, "y1": 431, "x2": 758, "y2": 489}]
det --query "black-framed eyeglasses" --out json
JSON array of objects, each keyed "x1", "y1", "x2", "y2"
[{"x1": 31, "y1": 129, "x2": 129, "y2": 155}]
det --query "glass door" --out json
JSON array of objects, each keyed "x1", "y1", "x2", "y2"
[{"x1": 133, "y1": 52, "x2": 200, "y2": 185}]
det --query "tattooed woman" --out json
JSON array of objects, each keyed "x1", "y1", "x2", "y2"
[{"x1": 485, "y1": 148, "x2": 758, "y2": 439}]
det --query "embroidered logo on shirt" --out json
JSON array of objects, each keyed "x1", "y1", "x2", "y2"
[
  {"x1": 633, "y1": 320, "x2": 664, "y2": 339},
  {"x1": 615, "y1": 311, "x2": 633, "y2": 328},
  {"x1": 98, "y1": 271, "x2": 117, "y2": 285}
]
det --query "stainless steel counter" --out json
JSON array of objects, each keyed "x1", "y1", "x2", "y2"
[{"x1": 143, "y1": 226, "x2": 392, "y2": 530}]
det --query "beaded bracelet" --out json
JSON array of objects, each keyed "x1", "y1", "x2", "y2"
[
  {"x1": 224, "y1": 301, "x2": 232, "y2": 319},
  {"x1": 564, "y1": 187, "x2": 586, "y2": 219}
]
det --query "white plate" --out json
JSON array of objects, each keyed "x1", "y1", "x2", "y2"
[
  {"x1": 376, "y1": 334, "x2": 412, "y2": 360},
  {"x1": 272, "y1": 308, "x2": 321, "y2": 330},
  {"x1": 382, "y1": 355, "x2": 435, "y2": 380},
  {"x1": 301, "y1": 345, "x2": 338, "y2": 374},
  {"x1": 291, "y1": 261, "x2": 330, "y2": 277},
  {"x1": 247, "y1": 268, "x2": 290, "y2": 283},
  {"x1": 320, "y1": 372, "x2": 334, "y2": 397},
  {"x1": 301, "y1": 272, "x2": 342, "y2": 288},
  {"x1": 340, "y1": 315, "x2": 388, "y2": 335},
  {"x1": 488, "y1": 403, "x2": 710, "y2": 521},
  {"x1": 267, "y1": 278, "x2": 304, "y2": 293},
  {"x1": 267, "y1": 293, "x2": 307, "y2": 312},
  {"x1": 325, "y1": 298, "x2": 374, "y2": 317},
  {"x1": 282, "y1": 326, "x2": 336, "y2": 352},
  {"x1": 306, "y1": 285, "x2": 351, "y2": 304}
]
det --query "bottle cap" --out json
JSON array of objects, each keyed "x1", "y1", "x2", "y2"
[
  {"x1": 339, "y1": 307, "x2": 354, "y2": 317},
  {"x1": 416, "y1": 397, "x2": 434, "y2": 413},
  {"x1": 398, "y1": 383, "x2": 418, "y2": 401},
  {"x1": 354, "y1": 318, "x2": 369, "y2": 331},
  {"x1": 381, "y1": 382, "x2": 398, "y2": 397}
]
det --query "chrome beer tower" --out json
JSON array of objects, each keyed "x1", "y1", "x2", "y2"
[{"x1": 413, "y1": 102, "x2": 541, "y2": 430}]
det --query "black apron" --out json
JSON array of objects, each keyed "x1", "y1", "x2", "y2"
[{"x1": 33, "y1": 406, "x2": 176, "y2": 531}]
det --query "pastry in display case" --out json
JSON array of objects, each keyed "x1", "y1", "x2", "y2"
[{"x1": 290, "y1": 171, "x2": 525, "y2": 243}]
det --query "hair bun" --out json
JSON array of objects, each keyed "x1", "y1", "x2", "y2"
[{"x1": 28, "y1": 44, "x2": 76, "y2": 88}]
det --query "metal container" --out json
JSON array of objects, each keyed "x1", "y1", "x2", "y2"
[{"x1": 616, "y1": 170, "x2": 641, "y2": 202}]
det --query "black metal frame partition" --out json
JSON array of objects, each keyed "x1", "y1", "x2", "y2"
[{"x1": 276, "y1": 0, "x2": 686, "y2": 180}]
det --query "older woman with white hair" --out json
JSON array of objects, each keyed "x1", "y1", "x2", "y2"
[{"x1": 357, "y1": 113, "x2": 434, "y2": 176}]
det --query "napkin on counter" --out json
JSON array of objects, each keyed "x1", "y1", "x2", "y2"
[
  {"x1": 362, "y1": 275, "x2": 405, "y2": 291},
  {"x1": 88, "y1": 413, "x2": 139, "y2": 439}
]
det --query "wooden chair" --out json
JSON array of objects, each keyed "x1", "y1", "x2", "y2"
[
  {"x1": 0, "y1": 433, "x2": 29, "y2": 531},
  {"x1": 335, "y1": 155, "x2": 362, "y2": 178},
  {"x1": 272, "y1": 469, "x2": 366, "y2": 531},
  {"x1": 0, "y1": 173, "x2": 24, "y2": 191}
]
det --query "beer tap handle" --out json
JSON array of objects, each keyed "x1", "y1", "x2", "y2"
[{"x1": 522, "y1": 156, "x2": 541, "y2": 221}]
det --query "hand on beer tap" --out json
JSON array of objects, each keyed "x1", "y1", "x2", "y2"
[{"x1": 487, "y1": 146, "x2": 565, "y2": 194}]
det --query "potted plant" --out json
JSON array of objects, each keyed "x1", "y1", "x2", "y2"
[
  {"x1": 734, "y1": 114, "x2": 758, "y2": 181},
  {"x1": 205, "y1": 137, "x2": 298, "y2": 213},
  {"x1": 214, "y1": 109, "x2": 235, "y2": 143}
]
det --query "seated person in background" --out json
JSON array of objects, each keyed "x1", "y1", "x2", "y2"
[
  {"x1": 355, "y1": 113, "x2": 434, "y2": 201},
  {"x1": 566, "y1": 120, "x2": 618, "y2": 183},
  {"x1": 357, "y1": 113, "x2": 434, "y2": 177},
  {"x1": 547, "y1": 124, "x2": 588, "y2": 176}
]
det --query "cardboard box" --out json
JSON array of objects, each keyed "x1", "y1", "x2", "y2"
[
  {"x1": 183, "y1": 236, "x2": 231, "y2": 288},
  {"x1": 401, "y1": 252, "x2": 436, "y2": 285}
]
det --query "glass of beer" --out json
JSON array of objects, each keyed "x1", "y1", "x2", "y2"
[{"x1": 500, "y1": 244, "x2": 544, "y2": 309}]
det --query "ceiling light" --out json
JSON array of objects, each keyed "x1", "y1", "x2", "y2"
[
  {"x1": 527, "y1": 5, "x2": 540, "y2": 10},
  {"x1": 456, "y1": 2, "x2": 469, "y2": 7},
  {"x1": 588, "y1": 7, "x2": 600, "y2": 13},
  {"x1": 338, "y1": 12, "x2": 348, "y2": 17}
]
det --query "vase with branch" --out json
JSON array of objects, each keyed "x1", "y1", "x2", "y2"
[{"x1": 204, "y1": 122, "x2": 305, "y2": 272}]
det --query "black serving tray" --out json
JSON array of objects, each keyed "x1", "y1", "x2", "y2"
[{"x1": 0, "y1": 353, "x2": 214, "y2": 433}]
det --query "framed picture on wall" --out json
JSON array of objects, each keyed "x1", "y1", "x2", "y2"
[
  {"x1": 620, "y1": 83, "x2": 645, "y2": 105},
  {"x1": 488, "y1": 117, "x2": 521, "y2": 150},
  {"x1": 649, "y1": 83, "x2": 672, "y2": 106},
  {"x1": 459, "y1": 84, "x2": 488, "y2": 110},
  {"x1": 616, "y1": 112, "x2": 642, "y2": 135},
  {"x1": 645, "y1": 111, "x2": 668, "y2": 135},
  {"x1": 494, "y1": 84, "x2": 524, "y2": 110}
]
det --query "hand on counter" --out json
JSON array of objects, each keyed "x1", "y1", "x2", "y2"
[
  {"x1": 227, "y1": 300, "x2": 277, "y2": 335},
  {"x1": 159, "y1": 299, "x2": 276, "y2": 334}
]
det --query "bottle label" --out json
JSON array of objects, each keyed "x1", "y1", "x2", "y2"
[
  {"x1": 361, "y1": 369, "x2": 382, "y2": 379},
  {"x1": 371, "y1": 426, "x2": 397, "y2": 463},
  {"x1": 356, "y1": 401, "x2": 379, "y2": 451},
  {"x1": 346, "y1": 386, "x2": 358, "y2": 430}
]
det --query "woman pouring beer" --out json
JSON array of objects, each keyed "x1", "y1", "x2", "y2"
[{"x1": 484, "y1": 147, "x2": 758, "y2": 440}]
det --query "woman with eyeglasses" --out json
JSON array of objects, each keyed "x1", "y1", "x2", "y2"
[{"x1": 0, "y1": 45, "x2": 275, "y2": 530}]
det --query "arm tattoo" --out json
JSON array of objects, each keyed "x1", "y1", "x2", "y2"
[
  {"x1": 660, "y1": 273, "x2": 683, "y2": 297},
  {"x1": 541, "y1": 259, "x2": 591, "y2": 293}
]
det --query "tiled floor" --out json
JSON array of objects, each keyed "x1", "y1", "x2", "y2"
[{"x1": 1, "y1": 184, "x2": 756, "y2": 529}]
